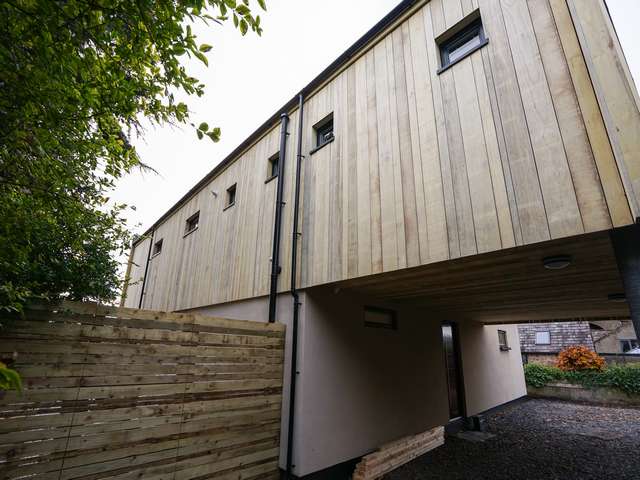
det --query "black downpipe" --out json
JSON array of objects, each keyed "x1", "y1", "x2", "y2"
[
  {"x1": 138, "y1": 231, "x2": 154, "y2": 309},
  {"x1": 268, "y1": 113, "x2": 290, "y2": 323},
  {"x1": 286, "y1": 94, "x2": 304, "y2": 478}
]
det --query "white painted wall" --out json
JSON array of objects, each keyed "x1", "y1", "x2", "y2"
[
  {"x1": 189, "y1": 290, "x2": 527, "y2": 477},
  {"x1": 459, "y1": 322, "x2": 527, "y2": 416},
  {"x1": 296, "y1": 287, "x2": 449, "y2": 476}
]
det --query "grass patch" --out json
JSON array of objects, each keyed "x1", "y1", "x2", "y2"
[{"x1": 524, "y1": 363, "x2": 640, "y2": 396}]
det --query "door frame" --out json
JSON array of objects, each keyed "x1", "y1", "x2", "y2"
[{"x1": 441, "y1": 321, "x2": 467, "y2": 420}]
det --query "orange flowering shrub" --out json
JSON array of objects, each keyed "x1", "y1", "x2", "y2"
[{"x1": 556, "y1": 346, "x2": 605, "y2": 372}]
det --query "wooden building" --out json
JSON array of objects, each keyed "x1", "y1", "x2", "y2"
[{"x1": 123, "y1": 0, "x2": 640, "y2": 477}]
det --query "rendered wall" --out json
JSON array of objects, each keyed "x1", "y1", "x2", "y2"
[
  {"x1": 189, "y1": 290, "x2": 528, "y2": 477},
  {"x1": 296, "y1": 287, "x2": 449, "y2": 477},
  {"x1": 459, "y1": 323, "x2": 526, "y2": 416}
]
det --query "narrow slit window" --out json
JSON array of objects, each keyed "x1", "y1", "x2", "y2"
[
  {"x1": 313, "y1": 114, "x2": 334, "y2": 150},
  {"x1": 364, "y1": 307, "x2": 397, "y2": 330},
  {"x1": 226, "y1": 184, "x2": 237, "y2": 208},
  {"x1": 152, "y1": 239, "x2": 163, "y2": 256},
  {"x1": 268, "y1": 153, "x2": 279, "y2": 180},
  {"x1": 185, "y1": 211, "x2": 199, "y2": 235},
  {"x1": 438, "y1": 16, "x2": 487, "y2": 72},
  {"x1": 498, "y1": 329, "x2": 510, "y2": 351}
]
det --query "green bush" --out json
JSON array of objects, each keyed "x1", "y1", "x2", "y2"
[
  {"x1": 524, "y1": 362, "x2": 640, "y2": 396},
  {"x1": 597, "y1": 364, "x2": 640, "y2": 395},
  {"x1": 523, "y1": 363, "x2": 562, "y2": 388}
]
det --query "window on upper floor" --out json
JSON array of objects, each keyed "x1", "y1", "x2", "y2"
[
  {"x1": 184, "y1": 211, "x2": 199, "y2": 236},
  {"x1": 311, "y1": 114, "x2": 334, "y2": 153},
  {"x1": 152, "y1": 239, "x2": 163, "y2": 257},
  {"x1": 267, "y1": 152, "x2": 279, "y2": 182},
  {"x1": 535, "y1": 331, "x2": 551, "y2": 345},
  {"x1": 437, "y1": 14, "x2": 488, "y2": 73},
  {"x1": 225, "y1": 183, "x2": 237, "y2": 209}
]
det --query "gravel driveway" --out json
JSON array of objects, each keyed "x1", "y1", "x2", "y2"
[{"x1": 386, "y1": 398, "x2": 640, "y2": 480}]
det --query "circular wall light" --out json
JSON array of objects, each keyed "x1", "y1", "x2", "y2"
[{"x1": 542, "y1": 255, "x2": 572, "y2": 270}]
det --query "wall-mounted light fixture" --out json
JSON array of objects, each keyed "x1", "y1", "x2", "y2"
[{"x1": 542, "y1": 255, "x2": 572, "y2": 270}]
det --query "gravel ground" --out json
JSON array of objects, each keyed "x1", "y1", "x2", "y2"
[{"x1": 386, "y1": 398, "x2": 640, "y2": 480}]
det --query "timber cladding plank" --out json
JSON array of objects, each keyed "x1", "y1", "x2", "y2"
[{"x1": 0, "y1": 301, "x2": 284, "y2": 480}]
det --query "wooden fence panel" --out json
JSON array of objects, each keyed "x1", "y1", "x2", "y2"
[{"x1": 0, "y1": 302, "x2": 284, "y2": 480}]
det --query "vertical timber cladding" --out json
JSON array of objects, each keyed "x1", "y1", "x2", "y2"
[
  {"x1": 566, "y1": 0, "x2": 640, "y2": 219},
  {"x1": 298, "y1": 0, "x2": 631, "y2": 289},
  {"x1": 0, "y1": 302, "x2": 285, "y2": 480},
  {"x1": 124, "y1": 0, "x2": 636, "y2": 311}
]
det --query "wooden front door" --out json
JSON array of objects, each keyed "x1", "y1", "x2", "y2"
[{"x1": 442, "y1": 323, "x2": 465, "y2": 419}]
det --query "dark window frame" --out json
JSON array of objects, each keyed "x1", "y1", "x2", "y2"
[
  {"x1": 498, "y1": 329, "x2": 511, "y2": 351},
  {"x1": 224, "y1": 183, "x2": 237, "y2": 210},
  {"x1": 363, "y1": 306, "x2": 398, "y2": 331},
  {"x1": 621, "y1": 339, "x2": 639, "y2": 353},
  {"x1": 266, "y1": 152, "x2": 279, "y2": 183},
  {"x1": 151, "y1": 238, "x2": 163, "y2": 257},
  {"x1": 184, "y1": 211, "x2": 200, "y2": 237},
  {"x1": 437, "y1": 14, "x2": 488, "y2": 74},
  {"x1": 310, "y1": 113, "x2": 334, "y2": 154}
]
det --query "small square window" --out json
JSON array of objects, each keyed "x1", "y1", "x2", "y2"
[
  {"x1": 225, "y1": 184, "x2": 236, "y2": 209},
  {"x1": 268, "y1": 153, "x2": 279, "y2": 180},
  {"x1": 185, "y1": 211, "x2": 199, "y2": 235},
  {"x1": 437, "y1": 16, "x2": 487, "y2": 73},
  {"x1": 364, "y1": 306, "x2": 397, "y2": 330},
  {"x1": 498, "y1": 330, "x2": 510, "y2": 351},
  {"x1": 152, "y1": 239, "x2": 163, "y2": 257},
  {"x1": 535, "y1": 331, "x2": 551, "y2": 345},
  {"x1": 313, "y1": 114, "x2": 334, "y2": 151}
]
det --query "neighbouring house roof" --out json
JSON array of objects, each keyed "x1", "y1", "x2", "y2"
[
  {"x1": 133, "y1": 0, "x2": 421, "y2": 246},
  {"x1": 518, "y1": 322, "x2": 595, "y2": 354}
]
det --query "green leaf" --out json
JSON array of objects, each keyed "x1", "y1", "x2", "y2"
[
  {"x1": 197, "y1": 129, "x2": 204, "y2": 140},
  {"x1": 239, "y1": 18, "x2": 248, "y2": 35},
  {"x1": 194, "y1": 50, "x2": 209, "y2": 66},
  {"x1": 236, "y1": 4, "x2": 250, "y2": 16},
  {"x1": 199, "y1": 44, "x2": 213, "y2": 52},
  {"x1": 198, "y1": 122, "x2": 209, "y2": 131},
  {"x1": 257, "y1": 0, "x2": 267, "y2": 10}
]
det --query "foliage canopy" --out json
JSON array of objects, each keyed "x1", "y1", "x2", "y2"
[{"x1": 0, "y1": 0, "x2": 265, "y2": 311}]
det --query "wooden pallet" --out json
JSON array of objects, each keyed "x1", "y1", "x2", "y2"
[{"x1": 352, "y1": 426, "x2": 444, "y2": 480}]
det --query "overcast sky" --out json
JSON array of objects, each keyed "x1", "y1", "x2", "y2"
[{"x1": 112, "y1": 0, "x2": 640, "y2": 236}]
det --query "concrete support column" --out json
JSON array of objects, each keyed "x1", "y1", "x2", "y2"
[{"x1": 610, "y1": 224, "x2": 640, "y2": 338}]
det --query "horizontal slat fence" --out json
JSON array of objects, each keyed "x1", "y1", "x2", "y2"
[{"x1": 0, "y1": 302, "x2": 285, "y2": 479}]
